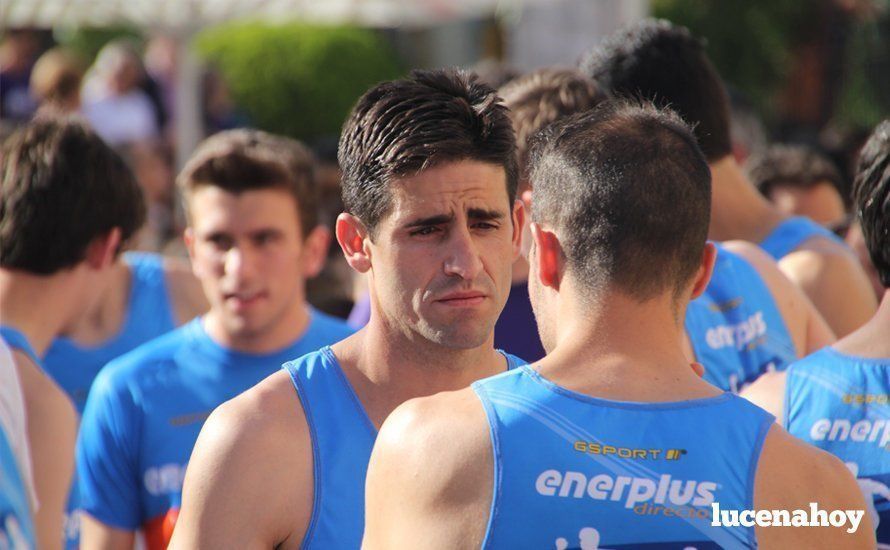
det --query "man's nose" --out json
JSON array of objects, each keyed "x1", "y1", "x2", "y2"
[
  {"x1": 223, "y1": 245, "x2": 258, "y2": 283},
  {"x1": 443, "y1": 227, "x2": 483, "y2": 281}
]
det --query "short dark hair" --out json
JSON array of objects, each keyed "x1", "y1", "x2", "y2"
[
  {"x1": 1, "y1": 116, "x2": 146, "y2": 274},
  {"x1": 747, "y1": 144, "x2": 844, "y2": 197},
  {"x1": 338, "y1": 68, "x2": 518, "y2": 234},
  {"x1": 529, "y1": 100, "x2": 711, "y2": 301},
  {"x1": 177, "y1": 129, "x2": 319, "y2": 236},
  {"x1": 853, "y1": 120, "x2": 890, "y2": 287},
  {"x1": 579, "y1": 19, "x2": 732, "y2": 162},
  {"x1": 500, "y1": 67, "x2": 608, "y2": 184}
]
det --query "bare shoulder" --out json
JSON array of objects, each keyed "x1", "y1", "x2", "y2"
[
  {"x1": 721, "y1": 239, "x2": 777, "y2": 268},
  {"x1": 364, "y1": 388, "x2": 492, "y2": 549},
  {"x1": 171, "y1": 370, "x2": 311, "y2": 549},
  {"x1": 754, "y1": 425, "x2": 874, "y2": 547},
  {"x1": 161, "y1": 256, "x2": 208, "y2": 324},
  {"x1": 740, "y1": 370, "x2": 786, "y2": 423}
]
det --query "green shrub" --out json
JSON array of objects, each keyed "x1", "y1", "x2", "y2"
[{"x1": 196, "y1": 21, "x2": 403, "y2": 143}]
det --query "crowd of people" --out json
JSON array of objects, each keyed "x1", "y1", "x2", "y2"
[{"x1": 1, "y1": 17, "x2": 889, "y2": 550}]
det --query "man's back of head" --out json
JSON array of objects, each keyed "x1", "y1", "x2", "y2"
[
  {"x1": 1, "y1": 115, "x2": 146, "y2": 275},
  {"x1": 853, "y1": 120, "x2": 890, "y2": 289},
  {"x1": 580, "y1": 19, "x2": 732, "y2": 162},
  {"x1": 529, "y1": 99, "x2": 711, "y2": 305}
]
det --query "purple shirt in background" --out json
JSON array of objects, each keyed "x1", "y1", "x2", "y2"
[
  {"x1": 494, "y1": 281, "x2": 545, "y2": 362},
  {"x1": 347, "y1": 293, "x2": 372, "y2": 330}
]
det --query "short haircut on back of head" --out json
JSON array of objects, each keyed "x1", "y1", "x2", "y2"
[
  {"x1": 177, "y1": 129, "x2": 319, "y2": 236},
  {"x1": 853, "y1": 120, "x2": 890, "y2": 288},
  {"x1": 529, "y1": 100, "x2": 711, "y2": 302},
  {"x1": 1, "y1": 115, "x2": 146, "y2": 274},
  {"x1": 579, "y1": 19, "x2": 732, "y2": 162},
  {"x1": 747, "y1": 144, "x2": 844, "y2": 196},
  {"x1": 499, "y1": 67, "x2": 608, "y2": 183},
  {"x1": 338, "y1": 68, "x2": 518, "y2": 234}
]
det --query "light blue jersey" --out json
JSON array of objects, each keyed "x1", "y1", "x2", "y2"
[
  {"x1": 785, "y1": 347, "x2": 890, "y2": 544},
  {"x1": 285, "y1": 347, "x2": 526, "y2": 548},
  {"x1": 473, "y1": 366, "x2": 774, "y2": 549},
  {"x1": 759, "y1": 216, "x2": 845, "y2": 260},
  {"x1": 0, "y1": 327, "x2": 40, "y2": 367},
  {"x1": 44, "y1": 252, "x2": 178, "y2": 414},
  {"x1": 0, "y1": 428, "x2": 35, "y2": 550},
  {"x1": 685, "y1": 244, "x2": 796, "y2": 393},
  {"x1": 77, "y1": 311, "x2": 352, "y2": 550}
]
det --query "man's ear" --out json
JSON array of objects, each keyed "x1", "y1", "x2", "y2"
[
  {"x1": 336, "y1": 213, "x2": 372, "y2": 274},
  {"x1": 530, "y1": 222, "x2": 563, "y2": 291},
  {"x1": 690, "y1": 241, "x2": 717, "y2": 300},
  {"x1": 84, "y1": 227, "x2": 122, "y2": 270},
  {"x1": 301, "y1": 225, "x2": 331, "y2": 278},
  {"x1": 183, "y1": 227, "x2": 200, "y2": 277},
  {"x1": 511, "y1": 199, "x2": 526, "y2": 261}
]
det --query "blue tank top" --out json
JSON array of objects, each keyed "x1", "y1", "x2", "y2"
[
  {"x1": 759, "y1": 216, "x2": 845, "y2": 260},
  {"x1": 473, "y1": 366, "x2": 774, "y2": 549},
  {"x1": 77, "y1": 311, "x2": 353, "y2": 550},
  {"x1": 784, "y1": 347, "x2": 890, "y2": 543},
  {"x1": 685, "y1": 244, "x2": 796, "y2": 393},
  {"x1": 0, "y1": 428, "x2": 36, "y2": 549},
  {"x1": 285, "y1": 347, "x2": 526, "y2": 549},
  {"x1": 0, "y1": 326, "x2": 40, "y2": 366},
  {"x1": 44, "y1": 252, "x2": 178, "y2": 414}
]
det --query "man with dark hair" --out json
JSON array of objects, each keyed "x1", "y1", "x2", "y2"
[
  {"x1": 496, "y1": 67, "x2": 608, "y2": 361},
  {"x1": 0, "y1": 116, "x2": 146, "y2": 550},
  {"x1": 170, "y1": 68, "x2": 526, "y2": 548},
  {"x1": 364, "y1": 101, "x2": 872, "y2": 549},
  {"x1": 744, "y1": 120, "x2": 890, "y2": 544},
  {"x1": 580, "y1": 19, "x2": 876, "y2": 337},
  {"x1": 747, "y1": 144, "x2": 848, "y2": 229},
  {"x1": 76, "y1": 129, "x2": 352, "y2": 550},
  {"x1": 500, "y1": 67, "x2": 832, "y2": 390}
]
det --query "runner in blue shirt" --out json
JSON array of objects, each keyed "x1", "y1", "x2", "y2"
[
  {"x1": 77, "y1": 129, "x2": 352, "y2": 550},
  {"x1": 745, "y1": 120, "x2": 890, "y2": 545},
  {"x1": 364, "y1": 102, "x2": 872, "y2": 549},
  {"x1": 1, "y1": 117, "x2": 146, "y2": 550},
  {"x1": 170, "y1": 69, "x2": 528, "y2": 549}
]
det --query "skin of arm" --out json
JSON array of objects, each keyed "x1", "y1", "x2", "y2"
[
  {"x1": 740, "y1": 371, "x2": 788, "y2": 424},
  {"x1": 778, "y1": 244, "x2": 877, "y2": 338},
  {"x1": 168, "y1": 371, "x2": 311, "y2": 550},
  {"x1": 14, "y1": 353, "x2": 77, "y2": 550},
  {"x1": 163, "y1": 258, "x2": 209, "y2": 325},
  {"x1": 363, "y1": 389, "x2": 492, "y2": 550},
  {"x1": 79, "y1": 516, "x2": 134, "y2": 550},
  {"x1": 722, "y1": 240, "x2": 835, "y2": 357},
  {"x1": 754, "y1": 425, "x2": 875, "y2": 548}
]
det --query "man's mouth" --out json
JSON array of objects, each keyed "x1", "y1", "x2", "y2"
[
  {"x1": 224, "y1": 290, "x2": 266, "y2": 310},
  {"x1": 434, "y1": 290, "x2": 487, "y2": 307}
]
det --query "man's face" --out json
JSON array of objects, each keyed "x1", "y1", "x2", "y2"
[
  {"x1": 185, "y1": 186, "x2": 312, "y2": 341},
  {"x1": 367, "y1": 160, "x2": 521, "y2": 349}
]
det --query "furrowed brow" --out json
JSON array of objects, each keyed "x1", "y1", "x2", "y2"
[
  {"x1": 403, "y1": 213, "x2": 454, "y2": 229},
  {"x1": 467, "y1": 208, "x2": 505, "y2": 221}
]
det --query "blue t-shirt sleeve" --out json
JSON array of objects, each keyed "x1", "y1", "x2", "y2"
[{"x1": 76, "y1": 367, "x2": 142, "y2": 530}]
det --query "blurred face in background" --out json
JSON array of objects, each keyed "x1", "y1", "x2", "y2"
[
  {"x1": 185, "y1": 186, "x2": 325, "y2": 348},
  {"x1": 766, "y1": 179, "x2": 847, "y2": 228}
]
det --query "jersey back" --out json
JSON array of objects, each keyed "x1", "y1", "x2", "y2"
[
  {"x1": 759, "y1": 216, "x2": 845, "y2": 260},
  {"x1": 77, "y1": 311, "x2": 353, "y2": 550},
  {"x1": 785, "y1": 347, "x2": 890, "y2": 543},
  {"x1": 43, "y1": 252, "x2": 178, "y2": 414},
  {"x1": 286, "y1": 348, "x2": 526, "y2": 549},
  {"x1": 685, "y1": 244, "x2": 796, "y2": 393},
  {"x1": 0, "y1": 428, "x2": 35, "y2": 550},
  {"x1": 473, "y1": 366, "x2": 774, "y2": 549}
]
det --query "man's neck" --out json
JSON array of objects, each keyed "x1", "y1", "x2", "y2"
[
  {"x1": 834, "y1": 289, "x2": 890, "y2": 358},
  {"x1": 709, "y1": 156, "x2": 786, "y2": 243},
  {"x1": 63, "y1": 261, "x2": 130, "y2": 345},
  {"x1": 539, "y1": 286, "x2": 720, "y2": 403},
  {"x1": 334, "y1": 315, "x2": 506, "y2": 428},
  {"x1": 203, "y1": 301, "x2": 311, "y2": 355},
  {"x1": 0, "y1": 268, "x2": 83, "y2": 356}
]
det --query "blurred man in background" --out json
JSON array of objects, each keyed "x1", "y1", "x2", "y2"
[
  {"x1": 1, "y1": 116, "x2": 147, "y2": 550},
  {"x1": 76, "y1": 130, "x2": 352, "y2": 550},
  {"x1": 581, "y1": 19, "x2": 877, "y2": 337}
]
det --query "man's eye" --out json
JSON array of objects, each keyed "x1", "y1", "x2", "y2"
[
  {"x1": 473, "y1": 222, "x2": 498, "y2": 230},
  {"x1": 410, "y1": 226, "x2": 439, "y2": 236},
  {"x1": 207, "y1": 235, "x2": 232, "y2": 249}
]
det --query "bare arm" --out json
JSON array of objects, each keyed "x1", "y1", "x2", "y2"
[
  {"x1": 779, "y1": 246, "x2": 877, "y2": 338},
  {"x1": 79, "y1": 516, "x2": 134, "y2": 550},
  {"x1": 723, "y1": 240, "x2": 835, "y2": 357},
  {"x1": 740, "y1": 371, "x2": 787, "y2": 424},
  {"x1": 363, "y1": 390, "x2": 491, "y2": 550},
  {"x1": 168, "y1": 371, "x2": 310, "y2": 550},
  {"x1": 754, "y1": 425, "x2": 875, "y2": 548},
  {"x1": 163, "y1": 257, "x2": 209, "y2": 325},
  {"x1": 15, "y1": 353, "x2": 77, "y2": 550}
]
